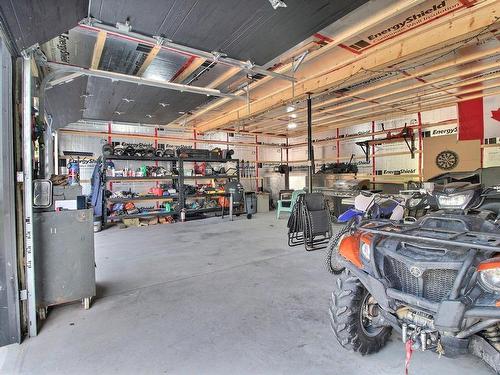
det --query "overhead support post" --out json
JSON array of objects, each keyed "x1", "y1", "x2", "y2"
[
  {"x1": 21, "y1": 50, "x2": 37, "y2": 337},
  {"x1": 307, "y1": 93, "x2": 314, "y2": 193}
]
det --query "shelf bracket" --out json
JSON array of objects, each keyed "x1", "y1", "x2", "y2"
[
  {"x1": 356, "y1": 140, "x2": 370, "y2": 162},
  {"x1": 403, "y1": 133, "x2": 416, "y2": 159}
]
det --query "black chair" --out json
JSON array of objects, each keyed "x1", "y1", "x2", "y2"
[
  {"x1": 287, "y1": 193, "x2": 305, "y2": 247},
  {"x1": 301, "y1": 193, "x2": 333, "y2": 251},
  {"x1": 287, "y1": 193, "x2": 332, "y2": 251}
]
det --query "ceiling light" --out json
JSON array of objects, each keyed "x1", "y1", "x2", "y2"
[
  {"x1": 287, "y1": 122, "x2": 297, "y2": 130},
  {"x1": 114, "y1": 111, "x2": 124, "y2": 115},
  {"x1": 269, "y1": 0, "x2": 287, "y2": 9},
  {"x1": 145, "y1": 114, "x2": 153, "y2": 118},
  {"x1": 159, "y1": 102, "x2": 169, "y2": 107},
  {"x1": 80, "y1": 93, "x2": 93, "y2": 98},
  {"x1": 122, "y1": 98, "x2": 134, "y2": 103},
  {"x1": 289, "y1": 113, "x2": 297, "y2": 119},
  {"x1": 286, "y1": 105, "x2": 295, "y2": 113}
]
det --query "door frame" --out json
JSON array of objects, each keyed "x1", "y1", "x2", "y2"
[{"x1": 0, "y1": 34, "x2": 21, "y2": 347}]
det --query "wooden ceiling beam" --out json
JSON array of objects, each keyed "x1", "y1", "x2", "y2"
[
  {"x1": 184, "y1": 0, "x2": 428, "y2": 127},
  {"x1": 246, "y1": 67, "x2": 500, "y2": 133},
  {"x1": 90, "y1": 31, "x2": 107, "y2": 69},
  {"x1": 312, "y1": 67, "x2": 500, "y2": 126},
  {"x1": 171, "y1": 57, "x2": 206, "y2": 83},
  {"x1": 206, "y1": 66, "x2": 240, "y2": 89},
  {"x1": 295, "y1": 87, "x2": 500, "y2": 136},
  {"x1": 196, "y1": 2, "x2": 499, "y2": 133},
  {"x1": 136, "y1": 45, "x2": 161, "y2": 76},
  {"x1": 226, "y1": 42, "x2": 500, "y2": 129}
]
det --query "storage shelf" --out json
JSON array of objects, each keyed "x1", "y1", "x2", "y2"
[
  {"x1": 107, "y1": 211, "x2": 176, "y2": 221},
  {"x1": 183, "y1": 175, "x2": 236, "y2": 180},
  {"x1": 186, "y1": 204, "x2": 238, "y2": 214},
  {"x1": 102, "y1": 154, "x2": 242, "y2": 226},
  {"x1": 180, "y1": 157, "x2": 235, "y2": 162},
  {"x1": 108, "y1": 196, "x2": 178, "y2": 203},
  {"x1": 186, "y1": 207, "x2": 222, "y2": 213},
  {"x1": 185, "y1": 193, "x2": 227, "y2": 199},
  {"x1": 104, "y1": 154, "x2": 177, "y2": 162},
  {"x1": 105, "y1": 176, "x2": 179, "y2": 182}
]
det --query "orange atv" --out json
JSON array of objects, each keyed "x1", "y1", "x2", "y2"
[{"x1": 329, "y1": 182, "x2": 500, "y2": 372}]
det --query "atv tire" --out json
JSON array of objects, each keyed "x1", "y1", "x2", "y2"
[
  {"x1": 325, "y1": 222, "x2": 351, "y2": 274},
  {"x1": 329, "y1": 270, "x2": 391, "y2": 355}
]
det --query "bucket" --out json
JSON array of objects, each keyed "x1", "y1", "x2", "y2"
[{"x1": 93, "y1": 218, "x2": 102, "y2": 232}]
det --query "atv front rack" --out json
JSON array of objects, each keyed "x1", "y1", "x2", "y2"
[{"x1": 359, "y1": 220, "x2": 500, "y2": 252}]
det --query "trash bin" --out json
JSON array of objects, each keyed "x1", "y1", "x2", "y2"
[{"x1": 245, "y1": 192, "x2": 257, "y2": 214}]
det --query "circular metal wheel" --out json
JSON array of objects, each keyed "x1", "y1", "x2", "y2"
[
  {"x1": 360, "y1": 294, "x2": 385, "y2": 337},
  {"x1": 436, "y1": 150, "x2": 459, "y2": 170}
]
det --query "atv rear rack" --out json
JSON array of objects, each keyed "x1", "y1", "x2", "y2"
[{"x1": 359, "y1": 220, "x2": 500, "y2": 252}]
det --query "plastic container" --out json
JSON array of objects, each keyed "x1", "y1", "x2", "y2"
[{"x1": 245, "y1": 192, "x2": 257, "y2": 214}]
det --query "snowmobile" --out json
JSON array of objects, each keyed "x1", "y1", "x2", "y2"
[{"x1": 329, "y1": 181, "x2": 500, "y2": 372}]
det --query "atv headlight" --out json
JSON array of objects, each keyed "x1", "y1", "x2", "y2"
[
  {"x1": 436, "y1": 191, "x2": 474, "y2": 210},
  {"x1": 360, "y1": 242, "x2": 370, "y2": 261},
  {"x1": 478, "y1": 258, "x2": 500, "y2": 293},
  {"x1": 359, "y1": 233, "x2": 373, "y2": 262}
]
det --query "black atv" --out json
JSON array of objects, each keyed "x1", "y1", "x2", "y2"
[{"x1": 329, "y1": 181, "x2": 500, "y2": 372}]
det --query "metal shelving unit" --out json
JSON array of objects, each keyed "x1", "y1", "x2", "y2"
[
  {"x1": 178, "y1": 157, "x2": 239, "y2": 218},
  {"x1": 102, "y1": 154, "x2": 179, "y2": 226},
  {"x1": 101, "y1": 154, "x2": 240, "y2": 225}
]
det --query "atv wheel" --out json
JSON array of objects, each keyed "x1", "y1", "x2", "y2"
[
  {"x1": 325, "y1": 223, "x2": 351, "y2": 274},
  {"x1": 329, "y1": 270, "x2": 391, "y2": 355}
]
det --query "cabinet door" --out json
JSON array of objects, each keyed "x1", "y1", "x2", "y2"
[{"x1": 35, "y1": 209, "x2": 95, "y2": 306}]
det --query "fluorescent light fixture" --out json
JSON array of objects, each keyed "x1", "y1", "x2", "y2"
[
  {"x1": 286, "y1": 105, "x2": 295, "y2": 113},
  {"x1": 287, "y1": 122, "x2": 297, "y2": 130}
]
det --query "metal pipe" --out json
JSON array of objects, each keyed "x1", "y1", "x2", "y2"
[
  {"x1": 449, "y1": 250, "x2": 477, "y2": 300},
  {"x1": 456, "y1": 319, "x2": 500, "y2": 339},
  {"x1": 360, "y1": 227, "x2": 500, "y2": 252},
  {"x1": 78, "y1": 21, "x2": 296, "y2": 83},
  {"x1": 307, "y1": 94, "x2": 313, "y2": 192},
  {"x1": 21, "y1": 51, "x2": 37, "y2": 337},
  {"x1": 38, "y1": 70, "x2": 61, "y2": 178},
  {"x1": 43, "y1": 115, "x2": 54, "y2": 178},
  {"x1": 465, "y1": 308, "x2": 500, "y2": 319},
  {"x1": 45, "y1": 62, "x2": 245, "y2": 100},
  {"x1": 386, "y1": 288, "x2": 439, "y2": 312}
]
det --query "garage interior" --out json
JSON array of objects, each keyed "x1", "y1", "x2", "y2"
[{"x1": 0, "y1": 0, "x2": 499, "y2": 374}]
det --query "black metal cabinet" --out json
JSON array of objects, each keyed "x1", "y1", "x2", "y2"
[{"x1": 33, "y1": 208, "x2": 95, "y2": 316}]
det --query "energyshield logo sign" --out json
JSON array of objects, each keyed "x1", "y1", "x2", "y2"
[{"x1": 345, "y1": 0, "x2": 464, "y2": 52}]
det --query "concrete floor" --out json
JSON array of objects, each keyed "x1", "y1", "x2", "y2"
[{"x1": 0, "y1": 213, "x2": 493, "y2": 374}]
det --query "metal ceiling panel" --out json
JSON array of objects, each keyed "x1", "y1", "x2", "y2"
[
  {"x1": 142, "y1": 48, "x2": 188, "y2": 81},
  {"x1": 90, "y1": 0, "x2": 368, "y2": 65},
  {"x1": 99, "y1": 37, "x2": 150, "y2": 75},
  {"x1": 0, "y1": 0, "x2": 88, "y2": 53},
  {"x1": 45, "y1": 75, "x2": 88, "y2": 129},
  {"x1": 40, "y1": 28, "x2": 96, "y2": 67},
  {"x1": 83, "y1": 77, "x2": 210, "y2": 124},
  {"x1": 188, "y1": 63, "x2": 232, "y2": 88}
]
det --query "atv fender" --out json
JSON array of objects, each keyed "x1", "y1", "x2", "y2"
[
  {"x1": 338, "y1": 209, "x2": 364, "y2": 223},
  {"x1": 342, "y1": 262, "x2": 392, "y2": 311}
]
